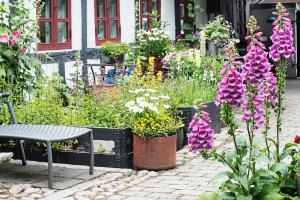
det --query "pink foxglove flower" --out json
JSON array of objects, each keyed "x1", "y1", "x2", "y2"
[
  {"x1": 243, "y1": 32, "x2": 271, "y2": 85},
  {"x1": 258, "y1": 72, "x2": 277, "y2": 105},
  {"x1": 188, "y1": 111, "x2": 214, "y2": 152},
  {"x1": 0, "y1": 33, "x2": 9, "y2": 43},
  {"x1": 269, "y1": 3, "x2": 294, "y2": 61},
  {"x1": 241, "y1": 91, "x2": 265, "y2": 130},
  {"x1": 215, "y1": 44, "x2": 246, "y2": 108}
]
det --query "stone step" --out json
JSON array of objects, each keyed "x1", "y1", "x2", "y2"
[{"x1": 0, "y1": 152, "x2": 13, "y2": 165}]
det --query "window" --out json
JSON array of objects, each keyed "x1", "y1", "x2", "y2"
[
  {"x1": 37, "y1": 0, "x2": 72, "y2": 51},
  {"x1": 175, "y1": 0, "x2": 194, "y2": 37},
  {"x1": 140, "y1": 0, "x2": 161, "y2": 30},
  {"x1": 95, "y1": 0, "x2": 120, "y2": 45}
]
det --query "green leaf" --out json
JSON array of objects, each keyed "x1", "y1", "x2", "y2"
[
  {"x1": 237, "y1": 194, "x2": 252, "y2": 200},
  {"x1": 197, "y1": 192, "x2": 218, "y2": 200},
  {"x1": 262, "y1": 192, "x2": 284, "y2": 200},
  {"x1": 218, "y1": 192, "x2": 236, "y2": 200},
  {"x1": 0, "y1": 68, "x2": 5, "y2": 77},
  {"x1": 2, "y1": 49, "x2": 14, "y2": 61},
  {"x1": 271, "y1": 163, "x2": 289, "y2": 177},
  {"x1": 209, "y1": 171, "x2": 231, "y2": 186}
]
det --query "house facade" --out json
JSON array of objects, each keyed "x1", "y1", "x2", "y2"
[{"x1": 17, "y1": 0, "x2": 298, "y2": 79}]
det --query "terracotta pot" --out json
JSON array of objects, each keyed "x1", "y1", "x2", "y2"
[
  {"x1": 133, "y1": 134, "x2": 176, "y2": 170},
  {"x1": 296, "y1": 173, "x2": 300, "y2": 196}
]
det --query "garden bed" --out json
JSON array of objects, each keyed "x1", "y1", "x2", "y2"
[{"x1": 0, "y1": 127, "x2": 133, "y2": 169}]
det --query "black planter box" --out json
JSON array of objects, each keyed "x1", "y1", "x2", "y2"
[
  {"x1": 0, "y1": 127, "x2": 133, "y2": 169},
  {"x1": 178, "y1": 101, "x2": 221, "y2": 146}
]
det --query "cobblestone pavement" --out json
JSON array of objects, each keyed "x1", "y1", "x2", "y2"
[{"x1": 0, "y1": 80, "x2": 299, "y2": 200}]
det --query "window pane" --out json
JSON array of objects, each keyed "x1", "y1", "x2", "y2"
[
  {"x1": 180, "y1": 4, "x2": 185, "y2": 17},
  {"x1": 41, "y1": 0, "x2": 51, "y2": 18},
  {"x1": 97, "y1": 20, "x2": 105, "y2": 40},
  {"x1": 110, "y1": 20, "x2": 117, "y2": 38},
  {"x1": 109, "y1": 0, "x2": 117, "y2": 17},
  {"x1": 97, "y1": 0, "x2": 105, "y2": 17},
  {"x1": 153, "y1": 0, "x2": 158, "y2": 11},
  {"x1": 142, "y1": 18, "x2": 148, "y2": 30},
  {"x1": 40, "y1": 22, "x2": 51, "y2": 43},
  {"x1": 142, "y1": 0, "x2": 148, "y2": 15},
  {"x1": 57, "y1": 0, "x2": 67, "y2": 18},
  {"x1": 57, "y1": 22, "x2": 68, "y2": 43}
]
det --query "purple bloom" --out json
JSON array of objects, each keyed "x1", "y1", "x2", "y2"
[
  {"x1": 269, "y1": 3, "x2": 295, "y2": 61},
  {"x1": 188, "y1": 112, "x2": 214, "y2": 153},
  {"x1": 215, "y1": 46, "x2": 246, "y2": 108},
  {"x1": 243, "y1": 32, "x2": 271, "y2": 85},
  {"x1": 258, "y1": 72, "x2": 277, "y2": 105},
  {"x1": 241, "y1": 91, "x2": 266, "y2": 130}
]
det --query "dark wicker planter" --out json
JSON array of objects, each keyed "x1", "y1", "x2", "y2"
[
  {"x1": 133, "y1": 134, "x2": 177, "y2": 170},
  {"x1": 296, "y1": 173, "x2": 300, "y2": 196},
  {"x1": 177, "y1": 125, "x2": 184, "y2": 151},
  {"x1": 0, "y1": 127, "x2": 133, "y2": 169},
  {"x1": 178, "y1": 101, "x2": 221, "y2": 146}
]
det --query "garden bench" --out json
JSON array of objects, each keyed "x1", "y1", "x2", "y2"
[{"x1": 0, "y1": 93, "x2": 94, "y2": 188}]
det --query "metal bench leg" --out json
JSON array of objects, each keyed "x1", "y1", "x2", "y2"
[
  {"x1": 89, "y1": 131, "x2": 94, "y2": 175},
  {"x1": 47, "y1": 141, "x2": 53, "y2": 188},
  {"x1": 19, "y1": 140, "x2": 26, "y2": 166}
]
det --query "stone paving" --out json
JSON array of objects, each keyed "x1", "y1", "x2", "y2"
[{"x1": 0, "y1": 80, "x2": 299, "y2": 200}]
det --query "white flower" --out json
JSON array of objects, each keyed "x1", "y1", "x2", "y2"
[
  {"x1": 159, "y1": 95, "x2": 170, "y2": 100},
  {"x1": 131, "y1": 106, "x2": 143, "y2": 113},
  {"x1": 144, "y1": 93, "x2": 150, "y2": 97},
  {"x1": 148, "y1": 105, "x2": 159, "y2": 113},
  {"x1": 125, "y1": 101, "x2": 135, "y2": 108},
  {"x1": 163, "y1": 105, "x2": 170, "y2": 109},
  {"x1": 150, "y1": 96, "x2": 159, "y2": 100},
  {"x1": 136, "y1": 97, "x2": 146, "y2": 104}
]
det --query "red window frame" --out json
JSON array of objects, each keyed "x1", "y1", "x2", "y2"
[
  {"x1": 139, "y1": 0, "x2": 161, "y2": 30},
  {"x1": 37, "y1": 0, "x2": 72, "y2": 51},
  {"x1": 95, "y1": 0, "x2": 121, "y2": 46}
]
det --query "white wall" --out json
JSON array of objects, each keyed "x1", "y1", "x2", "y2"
[
  {"x1": 120, "y1": 0, "x2": 136, "y2": 43},
  {"x1": 87, "y1": 0, "x2": 97, "y2": 48},
  {"x1": 161, "y1": 0, "x2": 176, "y2": 40},
  {"x1": 71, "y1": 0, "x2": 82, "y2": 50}
]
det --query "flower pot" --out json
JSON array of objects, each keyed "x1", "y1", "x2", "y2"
[
  {"x1": 296, "y1": 173, "x2": 300, "y2": 196},
  {"x1": 177, "y1": 125, "x2": 185, "y2": 151},
  {"x1": 133, "y1": 134, "x2": 176, "y2": 170}
]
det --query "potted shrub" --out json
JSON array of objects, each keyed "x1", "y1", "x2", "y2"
[
  {"x1": 101, "y1": 41, "x2": 130, "y2": 64},
  {"x1": 137, "y1": 22, "x2": 172, "y2": 72},
  {"x1": 125, "y1": 89, "x2": 180, "y2": 170}
]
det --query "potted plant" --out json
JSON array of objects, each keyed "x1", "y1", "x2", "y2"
[
  {"x1": 101, "y1": 41, "x2": 130, "y2": 64},
  {"x1": 125, "y1": 89, "x2": 180, "y2": 170},
  {"x1": 137, "y1": 22, "x2": 172, "y2": 72}
]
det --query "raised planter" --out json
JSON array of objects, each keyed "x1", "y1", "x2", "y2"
[
  {"x1": 177, "y1": 125, "x2": 184, "y2": 151},
  {"x1": 296, "y1": 173, "x2": 300, "y2": 196},
  {"x1": 0, "y1": 127, "x2": 133, "y2": 169},
  {"x1": 133, "y1": 134, "x2": 176, "y2": 170},
  {"x1": 178, "y1": 101, "x2": 221, "y2": 146}
]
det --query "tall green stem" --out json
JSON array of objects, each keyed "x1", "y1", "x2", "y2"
[
  {"x1": 275, "y1": 58, "x2": 287, "y2": 163},
  {"x1": 264, "y1": 101, "x2": 271, "y2": 167}
]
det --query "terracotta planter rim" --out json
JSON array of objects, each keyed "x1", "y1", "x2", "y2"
[{"x1": 133, "y1": 132, "x2": 177, "y2": 140}]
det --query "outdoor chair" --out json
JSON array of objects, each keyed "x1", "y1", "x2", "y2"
[{"x1": 0, "y1": 93, "x2": 94, "y2": 188}]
